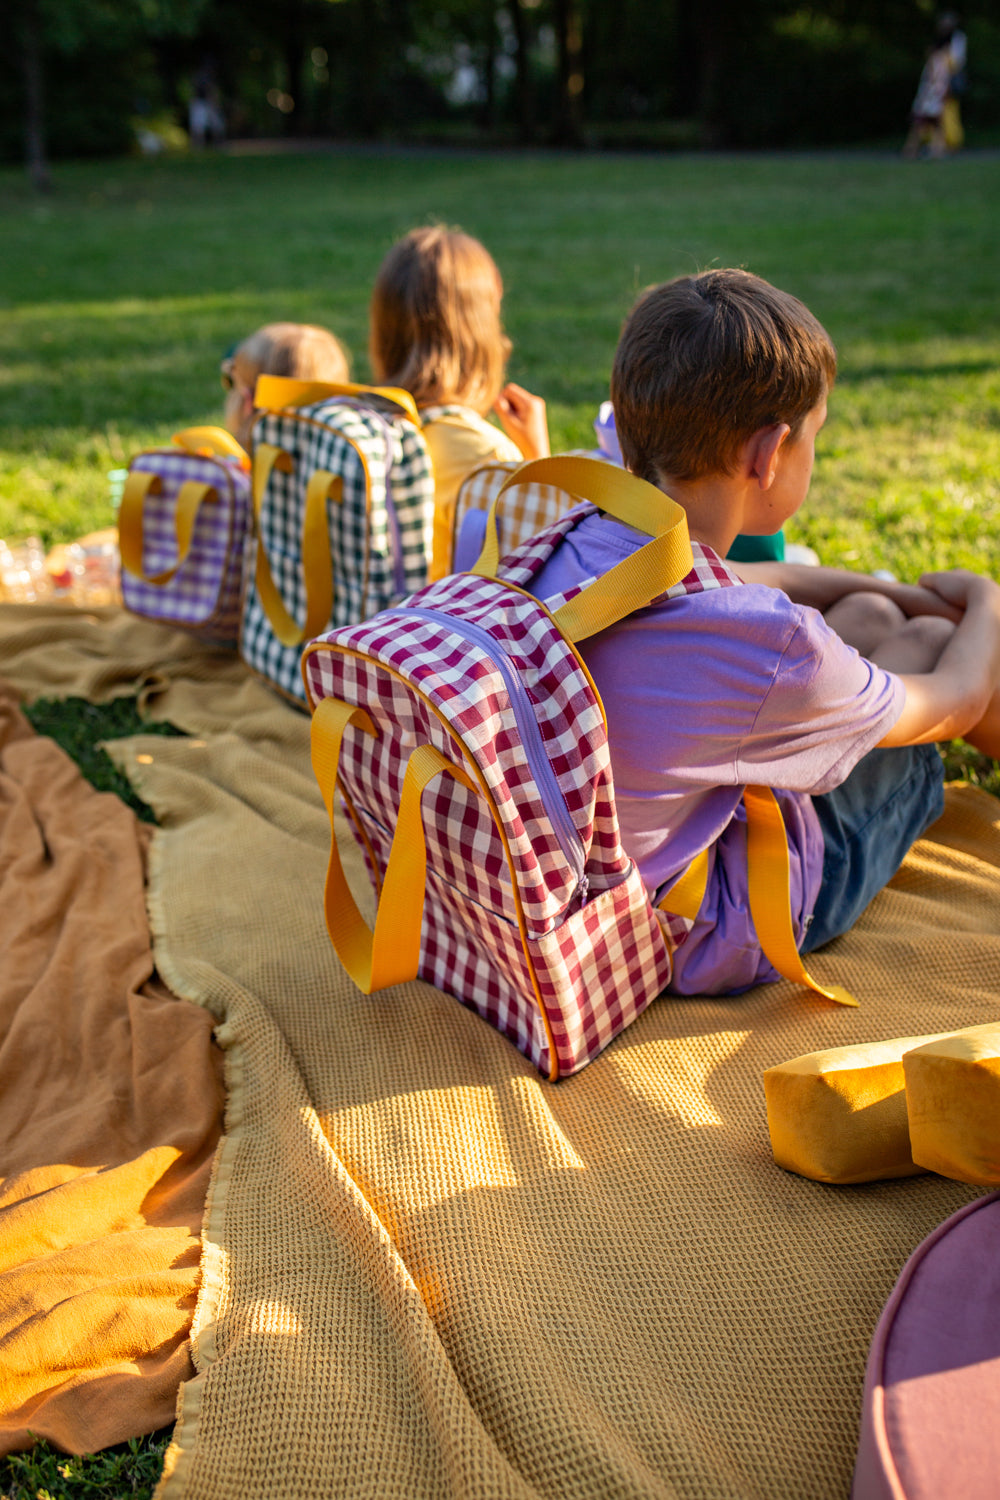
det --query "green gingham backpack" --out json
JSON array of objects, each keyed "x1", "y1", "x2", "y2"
[{"x1": 239, "y1": 377, "x2": 436, "y2": 703}]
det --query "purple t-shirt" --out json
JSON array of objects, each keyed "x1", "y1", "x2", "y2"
[{"x1": 530, "y1": 511, "x2": 905, "y2": 995}]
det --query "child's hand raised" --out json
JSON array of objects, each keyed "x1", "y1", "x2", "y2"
[{"x1": 493, "y1": 383, "x2": 551, "y2": 460}]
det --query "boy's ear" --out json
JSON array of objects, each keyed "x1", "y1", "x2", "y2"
[{"x1": 747, "y1": 423, "x2": 791, "y2": 490}]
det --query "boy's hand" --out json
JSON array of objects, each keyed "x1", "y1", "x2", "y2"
[
  {"x1": 919, "y1": 569, "x2": 1000, "y2": 618},
  {"x1": 879, "y1": 569, "x2": 1000, "y2": 752},
  {"x1": 493, "y1": 383, "x2": 551, "y2": 460},
  {"x1": 878, "y1": 577, "x2": 963, "y2": 624}
]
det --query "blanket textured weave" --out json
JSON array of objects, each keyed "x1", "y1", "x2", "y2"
[{"x1": 3, "y1": 605, "x2": 999, "y2": 1497}]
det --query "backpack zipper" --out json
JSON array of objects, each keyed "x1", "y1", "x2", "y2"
[{"x1": 403, "y1": 605, "x2": 588, "y2": 901}]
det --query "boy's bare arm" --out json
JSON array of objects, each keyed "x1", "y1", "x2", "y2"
[
  {"x1": 734, "y1": 561, "x2": 962, "y2": 622},
  {"x1": 878, "y1": 572, "x2": 1000, "y2": 747}
]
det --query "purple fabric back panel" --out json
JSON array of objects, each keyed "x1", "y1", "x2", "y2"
[{"x1": 853, "y1": 1191, "x2": 1000, "y2": 1500}]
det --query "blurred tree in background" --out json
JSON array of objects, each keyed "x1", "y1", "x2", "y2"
[
  {"x1": 4, "y1": 0, "x2": 1000, "y2": 173},
  {"x1": 7, "y1": 0, "x2": 211, "y2": 178}
]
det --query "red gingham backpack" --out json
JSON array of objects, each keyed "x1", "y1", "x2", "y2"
[{"x1": 303, "y1": 456, "x2": 853, "y2": 1080}]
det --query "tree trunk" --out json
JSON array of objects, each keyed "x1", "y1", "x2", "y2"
[
  {"x1": 480, "y1": 4, "x2": 498, "y2": 134},
  {"x1": 354, "y1": 0, "x2": 383, "y2": 137},
  {"x1": 21, "y1": 0, "x2": 51, "y2": 193},
  {"x1": 552, "y1": 0, "x2": 584, "y2": 146},
  {"x1": 507, "y1": 0, "x2": 536, "y2": 143},
  {"x1": 695, "y1": 0, "x2": 750, "y2": 148},
  {"x1": 695, "y1": 0, "x2": 726, "y2": 147},
  {"x1": 283, "y1": 0, "x2": 307, "y2": 136}
]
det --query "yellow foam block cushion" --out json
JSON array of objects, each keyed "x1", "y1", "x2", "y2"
[
  {"x1": 763, "y1": 1032, "x2": 954, "y2": 1184},
  {"x1": 903, "y1": 1023, "x2": 1000, "y2": 1187}
]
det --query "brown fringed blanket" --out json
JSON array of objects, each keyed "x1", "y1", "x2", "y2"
[
  {"x1": 0, "y1": 679, "x2": 224, "y2": 1458},
  {"x1": 1, "y1": 601, "x2": 998, "y2": 1498}
]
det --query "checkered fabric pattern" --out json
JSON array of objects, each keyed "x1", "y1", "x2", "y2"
[
  {"x1": 306, "y1": 503, "x2": 743, "y2": 1077},
  {"x1": 517, "y1": 524, "x2": 742, "y2": 949},
  {"x1": 240, "y1": 398, "x2": 435, "y2": 701},
  {"x1": 120, "y1": 449, "x2": 250, "y2": 644},
  {"x1": 451, "y1": 460, "x2": 582, "y2": 571}
]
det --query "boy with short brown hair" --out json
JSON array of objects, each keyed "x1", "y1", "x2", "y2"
[
  {"x1": 613, "y1": 268, "x2": 836, "y2": 485},
  {"x1": 531, "y1": 268, "x2": 1000, "y2": 994}
]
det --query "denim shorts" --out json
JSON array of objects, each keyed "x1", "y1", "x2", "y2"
[{"x1": 800, "y1": 743, "x2": 946, "y2": 954}]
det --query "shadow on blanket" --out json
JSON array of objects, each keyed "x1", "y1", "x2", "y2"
[{"x1": 2, "y1": 604, "x2": 999, "y2": 1499}]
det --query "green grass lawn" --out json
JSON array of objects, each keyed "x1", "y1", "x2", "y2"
[
  {"x1": 3, "y1": 147, "x2": 1000, "y2": 575},
  {"x1": 1, "y1": 144, "x2": 999, "y2": 1494}
]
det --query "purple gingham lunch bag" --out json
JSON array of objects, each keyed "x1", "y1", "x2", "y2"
[
  {"x1": 301, "y1": 456, "x2": 714, "y2": 1079},
  {"x1": 119, "y1": 427, "x2": 251, "y2": 645}
]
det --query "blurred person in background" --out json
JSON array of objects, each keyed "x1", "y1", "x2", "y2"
[
  {"x1": 941, "y1": 11, "x2": 967, "y2": 152},
  {"x1": 903, "y1": 13, "x2": 965, "y2": 159},
  {"x1": 189, "y1": 64, "x2": 226, "y2": 149}
]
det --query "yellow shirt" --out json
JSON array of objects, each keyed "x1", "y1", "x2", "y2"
[{"x1": 421, "y1": 406, "x2": 522, "y2": 580}]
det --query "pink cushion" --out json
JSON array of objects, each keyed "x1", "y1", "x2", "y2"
[{"x1": 853, "y1": 1192, "x2": 1000, "y2": 1499}]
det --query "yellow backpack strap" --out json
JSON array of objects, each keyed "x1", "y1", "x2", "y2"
[
  {"x1": 251, "y1": 444, "x2": 337, "y2": 647},
  {"x1": 659, "y1": 790, "x2": 856, "y2": 1006},
  {"x1": 118, "y1": 470, "x2": 218, "y2": 585},
  {"x1": 172, "y1": 426, "x2": 250, "y2": 467},
  {"x1": 658, "y1": 848, "x2": 709, "y2": 922},
  {"x1": 743, "y1": 785, "x2": 857, "y2": 1006},
  {"x1": 471, "y1": 455, "x2": 694, "y2": 643},
  {"x1": 311, "y1": 697, "x2": 476, "y2": 992},
  {"x1": 253, "y1": 375, "x2": 421, "y2": 427}
]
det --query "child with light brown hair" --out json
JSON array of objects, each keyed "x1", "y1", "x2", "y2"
[
  {"x1": 369, "y1": 224, "x2": 550, "y2": 578},
  {"x1": 220, "y1": 322, "x2": 350, "y2": 452}
]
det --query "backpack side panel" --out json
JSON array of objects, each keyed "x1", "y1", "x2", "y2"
[{"x1": 390, "y1": 418, "x2": 436, "y2": 598}]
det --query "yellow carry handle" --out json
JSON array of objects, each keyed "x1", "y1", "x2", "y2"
[
  {"x1": 253, "y1": 375, "x2": 421, "y2": 427},
  {"x1": 472, "y1": 455, "x2": 694, "y2": 644},
  {"x1": 311, "y1": 697, "x2": 477, "y2": 993},
  {"x1": 118, "y1": 470, "x2": 218, "y2": 585},
  {"x1": 251, "y1": 444, "x2": 337, "y2": 647},
  {"x1": 659, "y1": 787, "x2": 857, "y2": 1008},
  {"x1": 172, "y1": 426, "x2": 250, "y2": 467}
]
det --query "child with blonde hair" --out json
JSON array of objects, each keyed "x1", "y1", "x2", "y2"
[
  {"x1": 221, "y1": 321, "x2": 350, "y2": 452},
  {"x1": 369, "y1": 225, "x2": 550, "y2": 578}
]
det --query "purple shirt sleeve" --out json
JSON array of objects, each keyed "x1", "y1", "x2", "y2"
[{"x1": 734, "y1": 592, "x2": 905, "y2": 793}]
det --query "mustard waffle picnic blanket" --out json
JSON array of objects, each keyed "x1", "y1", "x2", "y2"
[{"x1": 2, "y1": 602, "x2": 999, "y2": 1498}]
